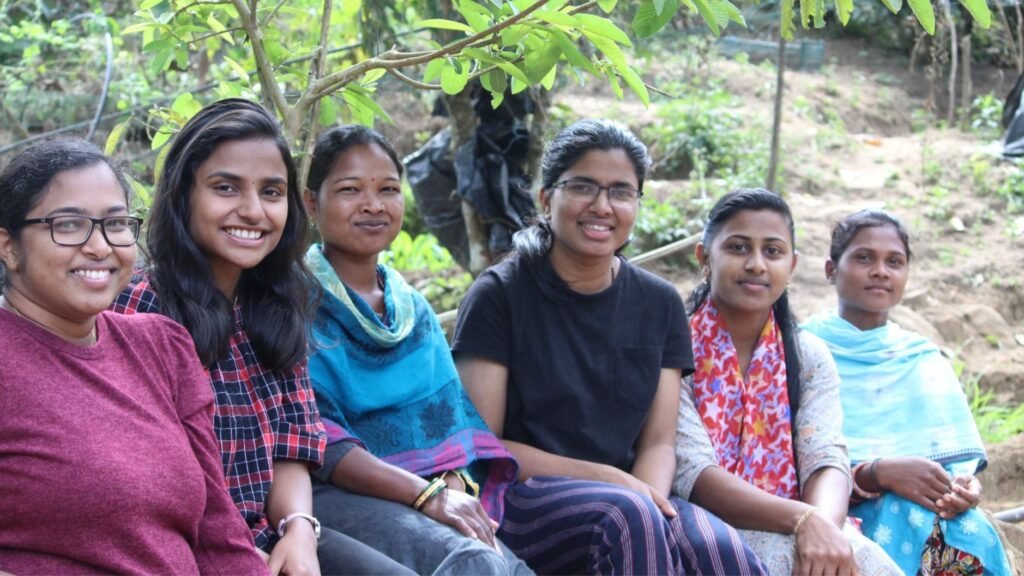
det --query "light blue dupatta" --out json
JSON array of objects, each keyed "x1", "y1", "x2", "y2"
[{"x1": 802, "y1": 310, "x2": 985, "y2": 468}]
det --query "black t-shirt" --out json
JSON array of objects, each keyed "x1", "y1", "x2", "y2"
[{"x1": 452, "y1": 254, "x2": 694, "y2": 472}]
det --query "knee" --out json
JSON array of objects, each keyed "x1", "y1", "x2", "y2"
[{"x1": 434, "y1": 538, "x2": 516, "y2": 576}]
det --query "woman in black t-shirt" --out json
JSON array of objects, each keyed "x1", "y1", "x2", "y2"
[{"x1": 453, "y1": 119, "x2": 767, "y2": 575}]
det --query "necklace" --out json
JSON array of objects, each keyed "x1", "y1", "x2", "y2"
[{"x1": 2, "y1": 296, "x2": 97, "y2": 346}]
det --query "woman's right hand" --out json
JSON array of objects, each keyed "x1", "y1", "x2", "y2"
[
  {"x1": 875, "y1": 457, "x2": 951, "y2": 513},
  {"x1": 793, "y1": 510, "x2": 858, "y2": 576},
  {"x1": 420, "y1": 488, "x2": 502, "y2": 552},
  {"x1": 596, "y1": 464, "x2": 678, "y2": 518}
]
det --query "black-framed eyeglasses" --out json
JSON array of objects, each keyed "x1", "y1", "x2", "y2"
[
  {"x1": 18, "y1": 215, "x2": 143, "y2": 247},
  {"x1": 553, "y1": 180, "x2": 643, "y2": 204}
]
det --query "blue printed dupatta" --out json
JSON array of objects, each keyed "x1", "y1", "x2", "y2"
[
  {"x1": 304, "y1": 245, "x2": 517, "y2": 522},
  {"x1": 804, "y1": 311, "x2": 1010, "y2": 575}
]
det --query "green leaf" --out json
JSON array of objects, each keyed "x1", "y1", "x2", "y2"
[
  {"x1": 551, "y1": 29, "x2": 597, "y2": 74},
  {"x1": 690, "y1": 0, "x2": 722, "y2": 35},
  {"x1": 363, "y1": 69, "x2": 387, "y2": 84},
  {"x1": 418, "y1": 18, "x2": 476, "y2": 33},
  {"x1": 654, "y1": 0, "x2": 668, "y2": 13},
  {"x1": 175, "y1": 47, "x2": 189, "y2": 70},
  {"x1": 500, "y1": 24, "x2": 531, "y2": 45},
  {"x1": 319, "y1": 97, "x2": 337, "y2": 126},
  {"x1": 143, "y1": 36, "x2": 175, "y2": 53},
  {"x1": 424, "y1": 58, "x2": 445, "y2": 83},
  {"x1": 171, "y1": 93, "x2": 202, "y2": 119},
  {"x1": 151, "y1": 124, "x2": 174, "y2": 150},
  {"x1": 149, "y1": 48, "x2": 174, "y2": 75},
  {"x1": 583, "y1": 31, "x2": 629, "y2": 67},
  {"x1": 206, "y1": 13, "x2": 226, "y2": 34},
  {"x1": 122, "y1": 22, "x2": 154, "y2": 35},
  {"x1": 457, "y1": 0, "x2": 492, "y2": 32},
  {"x1": 490, "y1": 90, "x2": 506, "y2": 109},
  {"x1": 440, "y1": 59, "x2": 471, "y2": 95},
  {"x1": 878, "y1": 0, "x2": 903, "y2": 14},
  {"x1": 906, "y1": 0, "x2": 935, "y2": 34},
  {"x1": 597, "y1": 0, "x2": 618, "y2": 12},
  {"x1": 125, "y1": 174, "x2": 151, "y2": 208},
  {"x1": 224, "y1": 56, "x2": 250, "y2": 85},
  {"x1": 605, "y1": 68, "x2": 624, "y2": 99},
  {"x1": 577, "y1": 14, "x2": 633, "y2": 45},
  {"x1": 723, "y1": 0, "x2": 747, "y2": 26},
  {"x1": 139, "y1": 0, "x2": 163, "y2": 9},
  {"x1": 533, "y1": 10, "x2": 578, "y2": 27},
  {"x1": 834, "y1": 0, "x2": 853, "y2": 25},
  {"x1": 814, "y1": 0, "x2": 826, "y2": 27},
  {"x1": 342, "y1": 86, "x2": 393, "y2": 124},
  {"x1": 617, "y1": 65, "x2": 650, "y2": 106},
  {"x1": 959, "y1": 0, "x2": 991, "y2": 28},
  {"x1": 486, "y1": 67, "x2": 508, "y2": 93},
  {"x1": 633, "y1": 0, "x2": 681, "y2": 38},
  {"x1": 494, "y1": 60, "x2": 531, "y2": 85},
  {"x1": 781, "y1": 0, "x2": 797, "y2": 38},
  {"x1": 541, "y1": 63, "x2": 558, "y2": 90},
  {"x1": 105, "y1": 120, "x2": 130, "y2": 155},
  {"x1": 523, "y1": 32, "x2": 562, "y2": 83},
  {"x1": 510, "y1": 74, "x2": 529, "y2": 94}
]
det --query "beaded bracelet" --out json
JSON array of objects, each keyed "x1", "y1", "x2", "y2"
[
  {"x1": 793, "y1": 507, "x2": 818, "y2": 535},
  {"x1": 412, "y1": 477, "x2": 448, "y2": 511}
]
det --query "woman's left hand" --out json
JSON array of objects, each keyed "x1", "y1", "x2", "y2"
[
  {"x1": 267, "y1": 522, "x2": 320, "y2": 576},
  {"x1": 936, "y1": 475, "x2": 981, "y2": 519}
]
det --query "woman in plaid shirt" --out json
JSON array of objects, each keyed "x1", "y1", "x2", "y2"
[{"x1": 113, "y1": 99, "x2": 408, "y2": 576}]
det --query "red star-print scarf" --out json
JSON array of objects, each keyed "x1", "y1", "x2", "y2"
[{"x1": 691, "y1": 300, "x2": 799, "y2": 499}]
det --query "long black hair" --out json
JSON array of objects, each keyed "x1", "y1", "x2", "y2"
[
  {"x1": 512, "y1": 119, "x2": 651, "y2": 261},
  {"x1": 829, "y1": 209, "x2": 912, "y2": 264},
  {"x1": 0, "y1": 139, "x2": 131, "y2": 288},
  {"x1": 146, "y1": 98, "x2": 315, "y2": 369},
  {"x1": 687, "y1": 188, "x2": 803, "y2": 430}
]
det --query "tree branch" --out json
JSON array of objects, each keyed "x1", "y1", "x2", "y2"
[
  {"x1": 568, "y1": 0, "x2": 599, "y2": 15},
  {"x1": 185, "y1": 27, "x2": 244, "y2": 45},
  {"x1": 230, "y1": 0, "x2": 291, "y2": 134},
  {"x1": 296, "y1": 0, "x2": 334, "y2": 186},
  {"x1": 388, "y1": 68, "x2": 441, "y2": 90},
  {"x1": 170, "y1": 0, "x2": 230, "y2": 23},
  {"x1": 309, "y1": 0, "x2": 551, "y2": 99},
  {"x1": 260, "y1": 0, "x2": 288, "y2": 28}
]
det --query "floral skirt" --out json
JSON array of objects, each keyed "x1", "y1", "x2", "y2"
[{"x1": 850, "y1": 493, "x2": 1011, "y2": 576}]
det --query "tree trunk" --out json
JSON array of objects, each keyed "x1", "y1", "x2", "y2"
[
  {"x1": 941, "y1": 0, "x2": 959, "y2": 124},
  {"x1": 767, "y1": 37, "x2": 786, "y2": 194},
  {"x1": 960, "y1": 33, "x2": 972, "y2": 130},
  {"x1": 444, "y1": 91, "x2": 491, "y2": 275}
]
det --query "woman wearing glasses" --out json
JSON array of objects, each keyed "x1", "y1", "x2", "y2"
[
  {"x1": 0, "y1": 139, "x2": 266, "y2": 573},
  {"x1": 452, "y1": 119, "x2": 766, "y2": 575}
]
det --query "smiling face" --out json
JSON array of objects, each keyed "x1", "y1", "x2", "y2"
[
  {"x1": 698, "y1": 209, "x2": 797, "y2": 328},
  {"x1": 827, "y1": 224, "x2": 909, "y2": 330},
  {"x1": 188, "y1": 138, "x2": 288, "y2": 297},
  {"x1": 305, "y1": 143, "x2": 403, "y2": 266},
  {"x1": 540, "y1": 148, "x2": 638, "y2": 264},
  {"x1": 0, "y1": 162, "x2": 135, "y2": 329}
]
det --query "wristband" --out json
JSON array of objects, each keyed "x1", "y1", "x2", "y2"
[{"x1": 277, "y1": 512, "x2": 321, "y2": 540}]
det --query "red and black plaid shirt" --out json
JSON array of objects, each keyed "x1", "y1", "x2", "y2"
[{"x1": 113, "y1": 278, "x2": 326, "y2": 551}]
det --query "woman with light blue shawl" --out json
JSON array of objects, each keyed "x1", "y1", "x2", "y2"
[
  {"x1": 301, "y1": 125, "x2": 528, "y2": 575},
  {"x1": 804, "y1": 209, "x2": 1011, "y2": 575}
]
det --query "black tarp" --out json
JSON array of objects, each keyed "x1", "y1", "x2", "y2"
[{"x1": 404, "y1": 87, "x2": 537, "y2": 270}]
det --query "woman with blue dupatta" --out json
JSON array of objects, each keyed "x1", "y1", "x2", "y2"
[
  {"x1": 804, "y1": 209, "x2": 1011, "y2": 575},
  {"x1": 300, "y1": 125, "x2": 529, "y2": 576}
]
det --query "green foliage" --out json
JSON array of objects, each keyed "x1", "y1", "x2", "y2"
[
  {"x1": 644, "y1": 81, "x2": 770, "y2": 196},
  {"x1": 967, "y1": 92, "x2": 1003, "y2": 141},
  {"x1": 381, "y1": 230, "x2": 457, "y2": 273},
  {"x1": 964, "y1": 373, "x2": 1024, "y2": 444},
  {"x1": 625, "y1": 195, "x2": 700, "y2": 257},
  {"x1": 994, "y1": 168, "x2": 1024, "y2": 214},
  {"x1": 379, "y1": 230, "x2": 472, "y2": 312}
]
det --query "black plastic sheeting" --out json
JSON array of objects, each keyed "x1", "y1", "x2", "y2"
[
  {"x1": 404, "y1": 88, "x2": 537, "y2": 271},
  {"x1": 1003, "y1": 72, "x2": 1024, "y2": 157}
]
